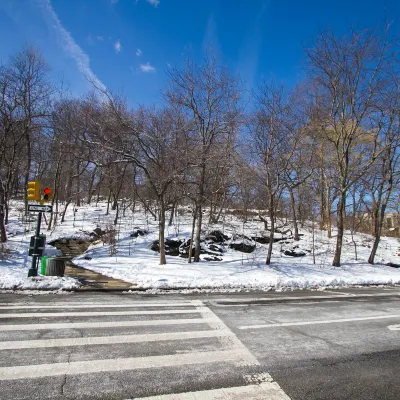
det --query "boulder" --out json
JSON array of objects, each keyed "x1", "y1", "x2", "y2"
[
  {"x1": 150, "y1": 239, "x2": 184, "y2": 256},
  {"x1": 165, "y1": 238, "x2": 183, "y2": 248},
  {"x1": 229, "y1": 235, "x2": 255, "y2": 253},
  {"x1": 204, "y1": 230, "x2": 230, "y2": 243},
  {"x1": 284, "y1": 250, "x2": 306, "y2": 257},
  {"x1": 131, "y1": 228, "x2": 148, "y2": 238},
  {"x1": 90, "y1": 227, "x2": 104, "y2": 238}
]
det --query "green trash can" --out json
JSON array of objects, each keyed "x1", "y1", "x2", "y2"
[{"x1": 40, "y1": 256, "x2": 50, "y2": 275}]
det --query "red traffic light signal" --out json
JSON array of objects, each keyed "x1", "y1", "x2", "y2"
[{"x1": 43, "y1": 187, "x2": 51, "y2": 202}]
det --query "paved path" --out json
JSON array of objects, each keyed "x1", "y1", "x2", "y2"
[{"x1": 64, "y1": 259, "x2": 134, "y2": 291}]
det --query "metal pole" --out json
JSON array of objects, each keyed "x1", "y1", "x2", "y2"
[{"x1": 28, "y1": 212, "x2": 42, "y2": 277}]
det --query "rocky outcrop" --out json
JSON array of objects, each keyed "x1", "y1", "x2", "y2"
[
  {"x1": 48, "y1": 238, "x2": 92, "y2": 259},
  {"x1": 229, "y1": 234, "x2": 256, "y2": 253}
]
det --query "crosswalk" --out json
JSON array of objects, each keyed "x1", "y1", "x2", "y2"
[{"x1": 0, "y1": 299, "x2": 290, "y2": 399}]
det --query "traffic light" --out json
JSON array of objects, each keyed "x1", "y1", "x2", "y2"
[
  {"x1": 43, "y1": 187, "x2": 51, "y2": 203},
  {"x1": 27, "y1": 181, "x2": 40, "y2": 201}
]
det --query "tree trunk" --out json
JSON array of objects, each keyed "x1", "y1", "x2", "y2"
[
  {"x1": 319, "y1": 171, "x2": 325, "y2": 230},
  {"x1": 368, "y1": 208, "x2": 383, "y2": 265},
  {"x1": 4, "y1": 201, "x2": 9, "y2": 226},
  {"x1": 0, "y1": 199, "x2": 7, "y2": 243},
  {"x1": 159, "y1": 200, "x2": 166, "y2": 265},
  {"x1": 76, "y1": 162, "x2": 81, "y2": 207},
  {"x1": 194, "y1": 163, "x2": 206, "y2": 263},
  {"x1": 325, "y1": 182, "x2": 332, "y2": 238},
  {"x1": 106, "y1": 189, "x2": 112, "y2": 215},
  {"x1": 194, "y1": 204, "x2": 203, "y2": 262},
  {"x1": 87, "y1": 168, "x2": 97, "y2": 205},
  {"x1": 332, "y1": 192, "x2": 346, "y2": 267},
  {"x1": 289, "y1": 188, "x2": 299, "y2": 241},
  {"x1": 369, "y1": 178, "x2": 392, "y2": 264},
  {"x1": 168, "y1": 202, "x2": 176, "y2": 227},
  {"x1": 214, "y1": 193, "x2": 226, "y2": 224},
  {"x1": 188, "y1": 208, "x2": 197, "y2": 263},
  {"x1": 266, "y1": 193, "x2": 274, "y2": 265},
  {"x1": 113, "y1": 202, "x2": 119, "y2": 226},
  {"x1": 61, "y1": 201, "x2": 71, "y2": 223}
]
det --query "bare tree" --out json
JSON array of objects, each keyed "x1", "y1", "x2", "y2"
[
  {"x1": 306, "y1": 26, "x2": 397, "y2": 266},
  {"x1": 250, "y1": 83, "x2": 298, "y2": 264},
  {"x1": 166, "y1": 52, "x2": 242, "y2": 262}
]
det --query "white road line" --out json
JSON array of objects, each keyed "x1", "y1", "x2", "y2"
[
  {"x1": 387, "y1": 324, "x2": 400, "y2": 330},
  {"x1": 0, "y1": 318, "x2": 209, "y2": 331},
  {"x1": 214, "y1": 293, "x2": 400, "y2": 304},
  {"x1": 0, "y1": 349, "x2": 255, "y2": 380},
  {"x1": 0, "y1": 330, "x2": 234, "y2": 350},
  {"x1": 0, "y1": 309, "x2": 202, "y2": 319},
  {"x1": 239, "y1": 314, "x2": 400, "y2": 329},
  {"x1": 324, "y1": 291, "x2": 355, "y2": 296},
  {"x1": 135, "y1": 382, "x2": 290, "y2": 400},
  {"x1": 0, "y1": 303, "x2": 195, "y2": 310},
  {"x1": 191, "y1": 300, "x2": 259, "y2": 366}
]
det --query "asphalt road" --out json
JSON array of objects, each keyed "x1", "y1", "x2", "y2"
[{"x1": 1, "y1": 288, "x2": 400, "y2": 399}]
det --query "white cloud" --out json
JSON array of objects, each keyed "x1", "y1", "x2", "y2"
[
  {"x1": 146, "y1": 0, "x2": 160, "y2": 7},
  {"x1": 37, "y1": 0, "x2": 106, "y2": 91},
  {"x1": 96, "y1": 36, "x2": 104, "y2": 41},
  {"x1": 114, "y1": 40, "x2": 122, "y2": 53},
  {"x1": 140, "y1": 62, "x2": 156, "y2": 72},
  {"x1": 136, "y1": 48, "x2": 142, "y2": 56}
]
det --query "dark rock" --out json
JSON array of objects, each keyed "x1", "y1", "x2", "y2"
[
  {"x1": 84, "y1": 256, "x2": 92, "y2": 260},
  {"x1": 386, "y1": 263, "x2": 400, "y2": 268},
  {"x1": 165, "y1": 246, "x2": 180, "y2": 256},
  {"x1": 205, "y1": 230, "x2": 230, "y2": 243},
  {"x1": 130, "y1": 229, "x2": 148, "y2": 238},
  {"x1": 165, "y1": 238, "x2": 183, "y2": 248},
  {"x1": 252, "y1": 236, "x2": 269, "y2": 244},
  {"x1": 150, "y1": 239, "x2": 183, "y2": 256},
  {"x1": 151, "y1": 241, "x2": 160, "y2": 252},
  {"x1": 90, "y1": 227, "x2": 104, "y2": 238},
  {"x1": 229, "y1": 235, "x2": 255, "y2": 253},
  {"x1": 208, "y1": 244, "x2": 223, "y2": 253},
  {"x1": 284, "y1": 250, "x2": 306, "y2": 257},
  {"x1": 252, "y1": 235, "x2": 288, "y2": 244},
  {"x1": 203, "y1": 256, "x2": 222, "y2": 261}
]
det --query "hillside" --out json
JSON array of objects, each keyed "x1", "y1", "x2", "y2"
[{"x1": 2, "y1": 201, "x2": 400, "y2": 291}]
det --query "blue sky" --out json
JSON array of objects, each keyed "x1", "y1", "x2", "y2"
[{"x1": 1, "y1": 0, "x2": 399, "y2": 106}]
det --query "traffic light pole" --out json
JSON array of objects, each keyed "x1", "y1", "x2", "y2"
[{"x1": 27, "y1": 211, "x2": 42, "y2": 278}]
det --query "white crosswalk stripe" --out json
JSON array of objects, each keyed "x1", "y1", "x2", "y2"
[{"x1": 0, "y1": 299, "x2": 289, "y2": 399}]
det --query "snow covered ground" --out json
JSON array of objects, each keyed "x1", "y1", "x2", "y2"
[
  {"x1": 1, "y1": 201, "x2": 81, "y2": 290},
  {"x1": 3, "y1": 200, "x2": 400, "y2": 291}
]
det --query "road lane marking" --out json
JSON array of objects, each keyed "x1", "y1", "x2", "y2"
[
  {"x1": 135, "y1": 382, "x2": 290, "y2": 400},
  {"x1": 387, "y1": 324, "x2": 400, "y2": 330},
  {"x1": 0, "y1": 330, "x2": 234, "y2": 350},
  {"x1": 214, "y1": 293, "x2": 400, "y2": 304},
  {"x1": 0, "y1": 303, "x2": 195, "y2": 310},
  {"x1": 324, "y1": 291, "x2": 356, "y2": 296},
  {"x1": 0, "y1": 349, "x2": 256, "y2": 380},
  {"x1": 239, "y1": 314, "x2": 400, "y2": 329},
  {"x1": 0, "y1": 318, "x2": 209, "y2": 331},
  {"x1": 192, "y1": 300, "x2": 259, "y2": 366},
  {"x1": 0, "y1": 309, "x2": 205, "y2": 319}
]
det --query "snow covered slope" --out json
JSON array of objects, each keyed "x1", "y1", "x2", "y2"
[{"x1": 3, "y1": 200, "x2": 400, "y2": 291}]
